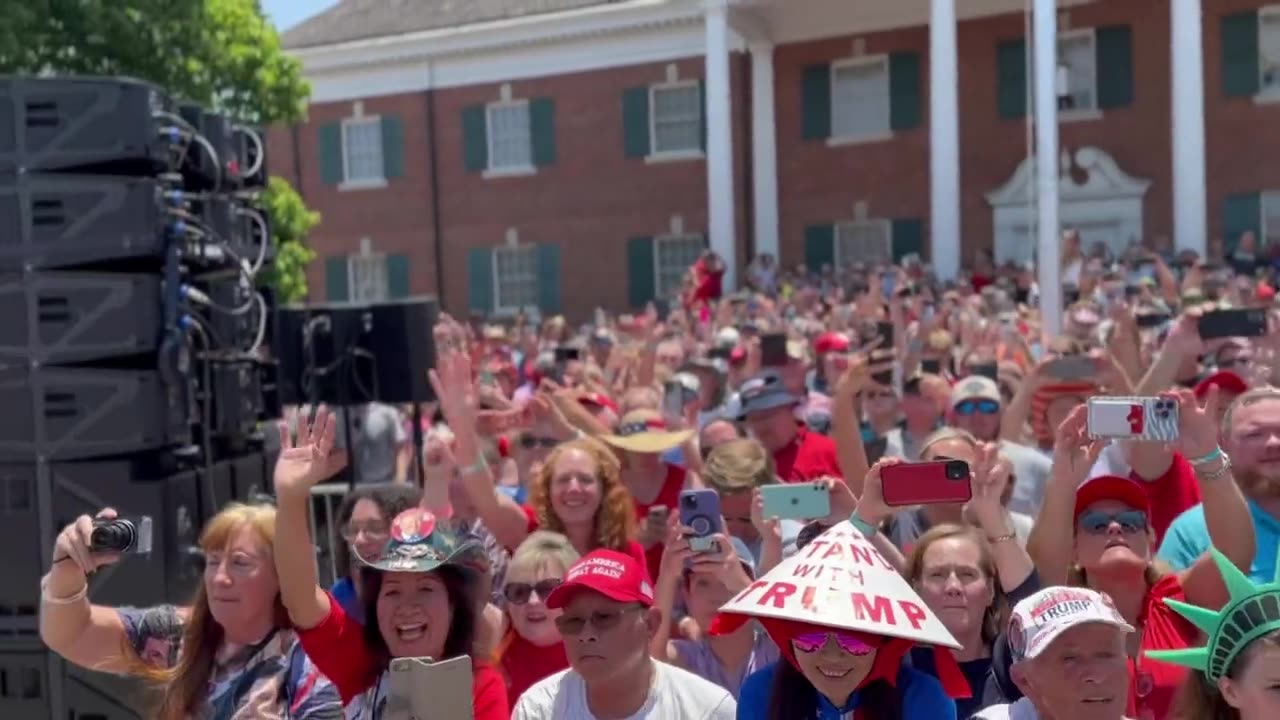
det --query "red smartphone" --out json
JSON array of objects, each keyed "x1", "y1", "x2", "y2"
[{"x1": 881, "y1": 460, "x2": 972, "y2": 506}]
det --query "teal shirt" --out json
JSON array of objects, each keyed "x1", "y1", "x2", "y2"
[{"x1": 1157, "y1": 498, "x2": 1279, "y2": 583}]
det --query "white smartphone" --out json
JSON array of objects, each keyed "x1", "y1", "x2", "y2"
[
  {"x1": 387, "y1": 655, "x2": 474, "y2": 720},
  {"x1": 1086, "y1": 396, "x2": 1179, "y2": 442}
]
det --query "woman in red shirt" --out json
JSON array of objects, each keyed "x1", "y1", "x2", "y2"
[
  {"x1": 1026, "y1": 396, "x2": 1256, "y2": 720},
  {"x1": 272, "y1": 408, "x2": 507, "y2": 719},
  {"x1": 494, "y1": 531, "x2": 579, "y2": 708}
]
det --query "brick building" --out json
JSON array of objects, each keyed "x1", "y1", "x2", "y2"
[{"x1": 271, "y1": 0, "x2": 1280, "y2": 319}]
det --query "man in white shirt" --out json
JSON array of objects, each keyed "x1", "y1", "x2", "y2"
[
  {"x1": 511, "y1": 549, "x2": 736, "y2": 720},
  {"x1": 974, "y1": 586, "x2": 1134, "y2": 720}
]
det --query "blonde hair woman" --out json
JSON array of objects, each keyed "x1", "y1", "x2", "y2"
[
  {"x1": 494, "y1": 531, "x2": 580, "y2": 708},
  {"x1": 39, "y1": 503, "x2": 342, "y2": 719}
]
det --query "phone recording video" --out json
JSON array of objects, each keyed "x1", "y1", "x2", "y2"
[
  {"x1": 760, "y1": 333, "x2": 789, "y2": 367},
  {"x1": 1044, "y1": 355, "x2": 1096, "y2": 380},
  {"x1": 679, "y1": 490, "x2": 723, "y2": 553},
  {"x1": 881, "y1": 460, "x2": 972, "y2": 506},
  {"x1": 1198, "y1": 308, "x2": 1267, "y2": 339}
]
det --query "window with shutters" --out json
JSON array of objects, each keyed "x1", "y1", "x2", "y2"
[
  {"x1": 1264, "y1": 192, "x2": 1280, "y2": 246},
  {"x1": 486, "y1": 101, "x2": 533, "y2": 171},
  {"x1": 348, "y1": 253, "x2": 388, "y2": 303},
  {"x1": 831, "y1": 57, "x2": 890, "y2": 141},
  {"x1": 493, "y1": 246, "x2": 539, "y2": 312},
  {"x1": 655, "y1": 235, "x2": 705, "y2": 299},
  {"x1": 834, "y1": 220, "x2": 892, "y2": 267},
  {"x1": 650, "y1": 82, "x2": 702, "y2": 155},
  {"x1": 1262, "y1": 7, "x2": 1280, "y2": 93},
  {"x1": 342, "y1": 118, "x2": 384, "y2": 183},
  {"x1": 1057, "y1": 30, "x2": 1098, "y2": 112}
]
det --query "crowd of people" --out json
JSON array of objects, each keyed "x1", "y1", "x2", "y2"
[{"x1": 35, "y1": 241, "x2": 1280, "y2": 719}]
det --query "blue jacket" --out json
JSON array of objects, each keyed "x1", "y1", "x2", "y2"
[{"x1": 736, "y1": 660, "x2": 956, "y2": 720}]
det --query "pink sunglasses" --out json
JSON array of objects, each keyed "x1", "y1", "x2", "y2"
[{"x1": 792, "y1": 631, "x2": 875, "y2": 656}]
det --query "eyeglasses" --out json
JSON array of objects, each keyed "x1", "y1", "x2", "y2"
[
  {"x1": 1078, "y1": 510, "x2": 1147, "y2": 534},
  {"x1": 792, "y1": 631, "x2": 875, "y2": 656},
  {"x1": 954, "y1": 399, "x2": 1000, "y2": 416},
  {"x1": 520, "y1": 436, "x2": 560, "y2": 450},
  {"x1": 203, "y1": 552, "x2": 263, "y2": 578},
  {"x1": 504, "y1": 579, "x2": 562, "y2": 605},
  {"x1": 554, "y1": 604, "x2": 645, "y2": 636},
  {"x1": 341, "y1": 522, "x2": 390, "y2": 542}
]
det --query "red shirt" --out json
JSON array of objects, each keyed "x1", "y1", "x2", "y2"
[
  {"x1": 1131, "y1": 453, "x2": 1201, "y2": 545},
  {"x1": 297, "y1": 592, "x2": 508, "y2": 719},
  {"x1": 631, "y1": 464, "x2": 687, "y2": 579},
  {"x1": 499, "y1": 632, "x2": 568, "y2": 709},
  {"x1": 1130, "y1": 574, "x2": 1197, "y2": 720},
  {"x1": 773, "y1": 425, "x2": 843, "y2": 483},
  {"x1": 691, "y1": 258, "x2": 724, "y2": 303},
  {"x1": 520, "y1": 504, "x2": 649, "y2": 576}
]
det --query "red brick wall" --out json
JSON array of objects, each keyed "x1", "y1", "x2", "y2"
[{"x1": 273, "y1": 0, "x2": 1280, "y2": 313}]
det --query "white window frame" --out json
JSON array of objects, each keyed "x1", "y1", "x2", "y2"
[
  {"x1": 340, "y1": 116, "x2": 386, "y2": 189},
  {"x1": 828, "y1": 55, "x2": 892, "y2": 146},
  {"x1": 484, "y1": 100, "x2": 536, "y2": 177},
  {"x1": 1056, "y1": 28, "x2": 1101, "y2": 119},
  {"x1": 347, "y1": 252, "x2": 388, "y2": 303},
  {"x1": 1263, "y1": 190, "x2": 1280, "y2": 246},
  {"x1": 833, "y1": 219, "x2": 893, "y2": 268},
  {"x1": 653, "y1": 234, "x2": 706, "y2": 299},
  {"x1": 491, "y1": 245, "x2": 540, "y2": 315},
  {"x1": 647, "y1": 80, "x2": 704, "y2": 161},
  {"x1": 1260, "y1": 5, "x2": 1280, "y2": 100}
]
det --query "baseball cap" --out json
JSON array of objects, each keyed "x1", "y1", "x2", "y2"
[
  {"x1": 1195, "y1": 370, "x2": 1247, "y2": 399},
  {"x1": 1073, "y1": 475, "x2": 1151, "y2": 519},
  {"x1": 737, "y1": 371, "x2": 799, "y2": 417},
  {"x1": 814, "y1": 332, "x2": 850, "y2": 355},
  {"x1": 950, "y1": 376, "x2": 1001, "y2": 407},
  {"x1": 545, "y1": 549, "x2": 655, "y2": 609},
  {"x1": 714, "y1": 327, "x2": 741, "y2": 349},
  {"x1": 1008, "y1": 587, "x2": 1134, "y2": 662}
]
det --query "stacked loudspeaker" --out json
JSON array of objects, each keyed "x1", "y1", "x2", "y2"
[{"x1": 0, "y1": 76, "x2": 277, "y2": 718}]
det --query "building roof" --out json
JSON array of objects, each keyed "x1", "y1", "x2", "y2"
[{"x1": 281, "y1": 0, "x2": 624, "y2": 49}]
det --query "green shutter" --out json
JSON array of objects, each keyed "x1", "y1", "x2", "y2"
[
  {"x1": 1095, "y1": 26, "x2": 1134, "y2": 109},
  {"x1": 467, "y1": 248, "x2": 494, "y2": 315},
  {"x1": 626, "y1": 236, "x2": 656, "y2": 308},
  {"x1": 536, "y1": 244, "x2": 562, "y2": 313},
  {"x1": 381, "y1": 115, "x2": 404, "y2": 179},
  {"x1": 325, "y1": 256, "x2": 349, "y2": 301},
  {"x1": 889, "y1": 52, "x2": 922, "y2": 130},
  {"x1": 387, "y1": 254, "x2": 410, "y2": 298},
  {"x1": 698, "y1": 81, "x2": 707, "y2": 150},
  {"x1": 891, "y1": 219, "x2": 926, "y2": 262},
  {"x1": 319, "y1": 123, "x2": 342, "y2": 185},
  {"x1": 803, "y1": 225, "x2": 835, "y2": 270},
  {"x1": 1223, "y1": 192, "x2": 1262, "y2": 255},
  {"x1": 462, "y1": 105, "x2": 488, "y2": 172},
  {"x1": 1222, "y1": 12, "x2": 1261, "y2": 98},
  {"x1": 623, "y1": 87, "x2": 651, "y2": 158},
  {"x1": 801, "y1": 64, "x2": 832, "y2": 140},
  {"x1": 996, "y1": 40, "x2": 1028, "y2": 119},
  {"x1": 530, "y1": 98, "x2": 556, "y2": 167}
]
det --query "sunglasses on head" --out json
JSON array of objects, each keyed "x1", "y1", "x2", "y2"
[
  {"x1": 520, "y1": 436, "x2": 559, "y2": 450},
  {"x1": 792, "y1": 631, "x2": 875, "y2": 656},
  {"x1": 954, "y1": 399, "x2": 1000, "y2": 416},
  {"x1": 1078, "y1": 509, "x2": 1147, "y2": 534},
  {"x1": 503, "y1": 578, "x2": 562, "y2": 605}
]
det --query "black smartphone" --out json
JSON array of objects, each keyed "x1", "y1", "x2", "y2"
[
  {"x1": 876, "y1": 321, "x2": 895, "y2": 347},
  {"x1": 554, "y1": 347, "x2": 580, "y2": 363},
  {"x1": 971, "y1": 362, "x2": 999, "y2": 381},
  {"x1": 920, "y1": 358, "x2": 942, "y2": 374},
  {"x1": 1199, "y1": 309, "x2": 1268, "y2": 339},
  {"x1": 1135, "y1": 313, "x2": 1171, "y2": 329},
  {"x1": 760, "y1": 333, "x2": 789, "y2": 366},
  {"x1": 707, "y1": 346, "x2": 732, "y2": 361}
]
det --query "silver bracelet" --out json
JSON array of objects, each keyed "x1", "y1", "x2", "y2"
[
  {"x1": 1195, "y1": 455, "x2": 1232, "y2": 483},
  {"x1": 41, "y1": 573, "x2": 88, "y2": 605}
]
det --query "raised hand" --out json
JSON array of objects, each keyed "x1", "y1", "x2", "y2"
[
  {"x1": 812, "y1": 476, "x2": 858, "y2": 526},
  {"x1": 966, "y1": 442, "x2": 1012, "y2": 528},
  {"x1": 1050, "y1": 404, "x2": 1106, "y2": 488},
  {"x1": 1172, "y1": 387, "x2": 1221, "y2": 460},
  {"x1": 52, "y1": 508, "x2": 123, "y2": 576},
  {"x1": 750, "y1": 488, "x2": 782, "y2": 544},
  {"x1": 429, "y1": 332, "x2": 479, "y2": 430},
  {"x1": 856, "y1": 457, "x2": 902, "y2": 526},
  {"x1": 274, "y1": 406, "x2": 345, "y2": 498}
]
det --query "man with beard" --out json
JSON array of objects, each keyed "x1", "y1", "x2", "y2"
[{"x1": 1159, "y1": 388, "x2": 1280, "y2": 583}]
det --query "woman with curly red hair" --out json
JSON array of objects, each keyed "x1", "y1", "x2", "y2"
[{"x1": 527, "y1": 436, "x2": 648, "y2": 572}]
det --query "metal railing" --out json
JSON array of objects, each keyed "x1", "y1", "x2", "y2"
[{"x1": 307, "y1": 482, "x2": 350, "y2": 589}]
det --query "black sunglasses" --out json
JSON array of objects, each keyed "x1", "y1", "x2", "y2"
[
  {"x1": 520, "y1": 436, "x2": 559, "y2": 450},
  {"x1": 503, "y1": 578, "x2": 562, "y2": 605}
]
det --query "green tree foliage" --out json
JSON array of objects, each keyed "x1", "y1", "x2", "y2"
[{"x1": 0, "y1": 0, "x2": 317, "y2": 299}]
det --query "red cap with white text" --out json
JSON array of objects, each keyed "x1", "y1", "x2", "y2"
[{"x1": 545, "y1": 549, "x2": 655, "y2": 609}]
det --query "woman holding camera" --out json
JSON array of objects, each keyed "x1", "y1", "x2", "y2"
[{"x1": 39, "y1": 504, "x2": 343, "y2": 719}]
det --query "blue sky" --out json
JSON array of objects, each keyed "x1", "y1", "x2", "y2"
[{"x1": 262, "y1": 0, "x2": 339, "y2": 30}]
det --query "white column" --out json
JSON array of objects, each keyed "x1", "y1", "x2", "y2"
[
  {"x1": 929, "y1": 0, "x2": 961, "y2": 280},
  {"x1": 750, "y1": 44, "x2": 780, "y2": 264},
  {"x1": 1033, "y1": 0, "x2": 1062, "y2": 337},
  {"x1": 1172, "y1": 0, "x2": 1208, "y2": 256},
  {"x1": 705, "y1": 1, "x2": 737, "y2": 289}
]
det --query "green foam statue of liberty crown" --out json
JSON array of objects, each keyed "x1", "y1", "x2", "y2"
[{"x1": 1145, "y1": 548, "x2": 1280, "y2": 682}]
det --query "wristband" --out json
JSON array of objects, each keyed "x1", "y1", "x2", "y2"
[
  {"x1": 41, "y1": 573, "x2": 88, "y2": 605},
  {"x1": 1196, "y1": 455, "x2": 1232, "y2": 483},
  {"x1": 1189, "y1": 447, "x2": 1224, "y2": 467},
  {"x1": 847, "y1": 511, "x2": 878, "y2": 539}
]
